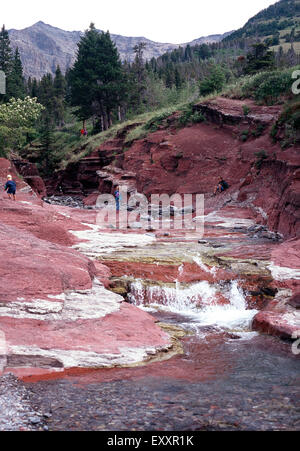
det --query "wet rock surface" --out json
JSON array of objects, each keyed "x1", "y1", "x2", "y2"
[
  {"x1": 43, "y1": 195, "x2": 87, "y2": 209},
  {"x1": 0, "y1": 374, "x2": 45, "y2": 431},
  {"x1": 0, "y1": 166, "x2": 174, "y2": 383}
]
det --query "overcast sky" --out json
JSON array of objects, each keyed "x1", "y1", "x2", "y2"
[{"x1": 4, "y1": 0, "x2": 279, "y2": 43}]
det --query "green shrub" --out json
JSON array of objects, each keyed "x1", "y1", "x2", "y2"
[
  {"x1": 252, "y1": 123, "x2": 266, "y2": 137},
  {"x1": 190, "y1": 111, "x2": 206, "y2": 124},
  {"x1": 255, "y1": 73, "x2": 291, "y2": 104},
  {"x1": 279, "y1": 99, "x2": 300, "y2": 130},
  {"x1": 199, "y1": 66, "x2": 226, "y2": 96},
  {"x1": 243, "y1": 105, "x2": 251, "y2": 116},
  {"x1": 240, "y1": 129, "x2": 250, "y2": 142},
  {"x1": 177, "y1": 104, "x2": 205, "y2": 126},
  {"x1": 277, "y1": 98, "x2": 300, "y2": 146},
  {"x1": 241, "y1": 69, "x2": 295, "y2": 104},
  {"x1": 255, "y1": 150, "x2": 268, "y2": 170},
  {"x1": 144, "y1": 112, "x2": 171, "y2": 131},
  {"x1": 270, "y1": 123, "x2": 279, "y2": 141}
]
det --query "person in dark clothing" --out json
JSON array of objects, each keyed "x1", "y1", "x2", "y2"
[
  {"x1": 114, "y1": 186, "x2": 121, "y2": 211},
  {"x1": 214, "y1": 176, "x2": 229, "y2": 195},
  {"x1": 4, "y1": 175, "x2": 17, "y2": 201}
]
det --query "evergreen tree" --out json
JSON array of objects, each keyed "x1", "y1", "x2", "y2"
[
  {"x1": 174, "y1": 68, "x2": 182, "y2": 90},
  {"x1": 129, "y1": 42, "x2": 147, "y2": 112},
  {"x1": 31, "y1": 78, "x2": 39, "y2": 98},
  {"x1": 39, "y1": 114, "x2": 55, "y2": 174},
  {"x1": 165, "y1": 63, "x2": 174, "y2": 89},
  {"x1": 68, "y1": 24, "x2": 127, "y2": 131},
  {"x1": 0, "y1": 25, "x2": 12, "y2": 74},
  {"x1": 8, "y1": 48, "x2": 25, "y2": 99},
  {"x1": 0, "y1": 27, "x2": 25, "y2": 100},
  {"x1": 184, "y1": 44, "x2": 192, "y2": 62},
  {"x1": 276, "y1": 46, "x2": 286, "y2": 68},
  {"x1": 0, "y1": 25, "x2": 13, "y2": 101},
  {"x1": 287, "y1": 44, "x2": 297, "y2": 67},
  {"x1": 38, "y1": 73, "x2": 55, "y2": 115},
  {"x1": 53, "y1": 65, "x2": 66, "y2": 126},
  {"x1": 244, "y1": 43, "x2": 275, "y2": 75},
  {"x1": 199, "y1": 65, "x2": 226, "y2": 96}
]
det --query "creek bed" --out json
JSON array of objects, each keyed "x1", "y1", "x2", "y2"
[
  {"x1": 1, "y1": 207, "x2": 299, "y2": 431},
  {"x1": 23, "y1": 321, "x2": 299, "y2": 431}
]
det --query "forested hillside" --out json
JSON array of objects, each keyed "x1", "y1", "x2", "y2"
[
  {"x1": 224, "y1": 0, "x2": 300, "y2": 52},
  {"x1": 0, "y1": 0, "x2": 299, "y2": 176}
]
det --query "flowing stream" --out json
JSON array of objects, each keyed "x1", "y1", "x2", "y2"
[{"x1": 10, "y1": 208, "x2": 299, "y2": 431}]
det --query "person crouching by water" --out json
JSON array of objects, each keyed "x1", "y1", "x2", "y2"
[
  {"x1": 4, "y1": 175, "x2": 17, "y2": 201},
  {"x1": 214, "y1": 176, "x2": 229, "y2": 196}
]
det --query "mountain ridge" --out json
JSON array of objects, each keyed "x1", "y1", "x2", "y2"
[{"x1": 8, "y1": 21, "x2": 232, "y2": 79}]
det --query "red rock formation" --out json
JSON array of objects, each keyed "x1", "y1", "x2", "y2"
[
  {"x1": 10, "y1": 159, "x2": 47, "y2": 198},
  {"x1": 48, "y1": 97, "x2": 299, "y2": 240},
  {"x1": 0, "y1": 164, "x2": 172, "y2": 379}
]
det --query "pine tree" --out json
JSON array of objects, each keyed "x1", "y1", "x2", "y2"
[
  {"x1": 0, "y1": 28, "x2": 25, "y2": 101},
  {"x1": 276, "y1": 46, "x2": 285, "y2": 68},
  {"x1": 287, "y1": 44, "x2": 297, "y2": 67},
  {"x1": 30, "y1": 78, "x2": 39, "y2": 98},
  {"x1": 165, "y1": 64, "x2": 174, "y2": 89},
  {"x1": 174, "y1": 68, "x2": 182, "y2": 90},
  {"x1": 129, "y1": 42, "x2": 147, "y2": 112},
  {"x1": 8, "y1": 48, "x2": 25, "y2": 99},
  {"x1": 38, "y1": 73, "x2": 55, "y2": 115},
  {"x1": 0, "y1": 25, "x2": 13, "y2": 101},
  {"x1": 199, "y1": 65, "x2": 226, "y2": 96},
  {"x1": 53, "y1": 65, "x2": 66, "y2": 126},
  {"x1": 68, "y1": 24, "x2": 127, "y2": 131},
  {"x1": 53, "y1": 65, "x2": 66, "y2": 98},
  {"x1": 244, "y1": 43, "x2": 275, "y2": 75},
  {"x1": 0, "y1": 25, "x2": 12, "y2": 74},
  {"x1": 184, "y1": 44, "x2": 192, "y2": 62},
  {"x1": 39, "y1": 114, "x2": 55, "y2": 174}
]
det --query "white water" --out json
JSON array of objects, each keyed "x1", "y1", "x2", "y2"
[
  {"x1": 128, "y1": 279, "x2": 258, "y2": 333},
  {"x1": 193, "y1": 254, "x2": 217, "y2": 276}
]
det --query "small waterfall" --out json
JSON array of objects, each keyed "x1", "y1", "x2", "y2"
[
  {"x1": 195, "y1": 281, "x2": 257, "y2": 331},
  {"x1": 128, "y1": 280, "x2": 217, "y2": 311},
  {"x1": 128, "y1": 279, "x2": 257, "y2": 332}
]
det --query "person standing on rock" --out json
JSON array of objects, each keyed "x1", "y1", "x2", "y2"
[
  {"x1": 114, "y1": 186, "x2": 121, "y2": 212},
  {"x1": 4, "y1": 175, "x2": 17, "y2": 201}
]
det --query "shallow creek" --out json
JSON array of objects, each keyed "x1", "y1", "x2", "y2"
[{"x1": 22, "y1": 213, "x2": 300, "y2": 431}]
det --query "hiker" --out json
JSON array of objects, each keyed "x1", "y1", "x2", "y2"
[
  {"x1": 214, "y1": 176, "x2": 229, "y2": 195},
  {"x1": 114, "y1": 187, "x2": 121, "y2": 211},
  {"x1": 4, "y1": 175, "x2": 17, "y2": 201}
]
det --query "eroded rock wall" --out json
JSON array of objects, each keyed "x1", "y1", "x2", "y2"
[{"x1": 48, "y1": 97, "x2": 299, "y2": 239}]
